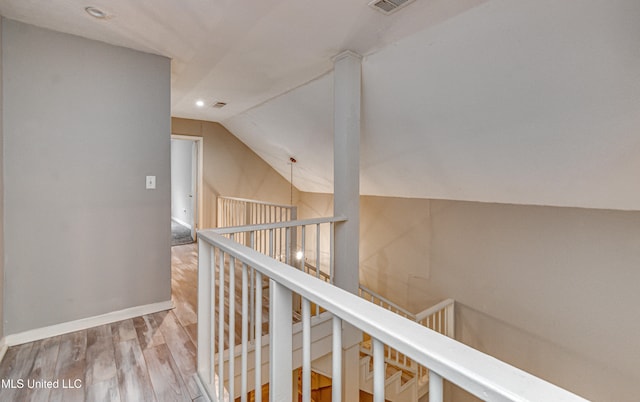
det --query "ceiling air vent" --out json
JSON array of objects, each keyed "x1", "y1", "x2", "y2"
[
  {"x1": 368, "y1": 0, "x2": 416, "y2": 15},
  {"x1": 212, "y1": 102, "x2": 227, "y2": 108}
]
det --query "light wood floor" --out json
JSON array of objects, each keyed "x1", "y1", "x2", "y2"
[{"x1": 0, "y1": 243, "x2": 202, "y2": 402}]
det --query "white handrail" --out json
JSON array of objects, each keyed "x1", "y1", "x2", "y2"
[
  {"x1": 359, "y1": 344, "x2": 416, "y2": 373},
  {"x1": 217, "y1": 196, "x2": 298, "y2": 231},
  {"x1": 359, "y1": 284, "x2": 456, "y2": 325},
  {"x1": 360, "y1": 284, "x2": 455, "y2": 387},
  {"x1": 415, "y1": 298, "x2": 455, "y2": 321},
  {"x1": 198, "y1": 230, "x2": 588, "y2": 402},
  {"x1": 358, "y1": 284, "x2": 416, "y2": 319},
  {"x1": 303, "y1": 262, "x2": 331, "y2": 282},
  {"x1": 217, "y1": 195, "x2": 296, "y2": 210},
  {"x1": 210, "y1": 216, "x2": 346, "y2": 235}
]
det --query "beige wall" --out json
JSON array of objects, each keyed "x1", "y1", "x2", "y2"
[
  {"x1": 429, "y1": 200, "x2": 640, "y2": 402},
  {"x1": 298, "y1": 192, "x2": 433, "y2": 312},
  {"x1": 360, "y1": 196, "x2": 432, "y2": 312},
  {"x1": 172, "y1": 117, "x2": 298, "y2": 228},
  {"x1": 298, "y1": 191, "x2": 639, "y2": 401},
  {"x1": 298, "y1": 191, "x2": 333, "y2": 221}
]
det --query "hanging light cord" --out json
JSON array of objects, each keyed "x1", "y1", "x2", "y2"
[{"x1": 289, "y1": 157, "x2": 296, "y2": 205}]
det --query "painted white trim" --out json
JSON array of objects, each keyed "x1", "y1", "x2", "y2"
[
  {"x1": 0, "y1": 337, "x2": 8, "y2": 364},
  {"x1": 195, "y1": 374, "x2": 214, "y2": 402},
  {"x1": 171, "y1": 134, "x2": 204, "y2": 237},
  {"x1": 172, "y1": 217, "x2": 192, "y2": 230},
  {"x1": 4, "y1": 300, "x2": 174, "y2": 347}
]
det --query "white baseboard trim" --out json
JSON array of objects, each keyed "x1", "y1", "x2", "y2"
[
  {"x1": 0, "y1": 337, "x2": 8, "y2": 364},
  {"x1": 171, "y1": 217, "x2": 192, "y2": 230},
  {"x1": 4, "y1": 300, "x2": 174, "y2": 347}
]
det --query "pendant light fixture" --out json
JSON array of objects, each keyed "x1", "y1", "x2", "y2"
[{"x1": 289, "y1": 157, "x2": 296, "y2": 205}]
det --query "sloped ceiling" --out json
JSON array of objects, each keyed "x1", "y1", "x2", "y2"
[
  {"x1": 1, "y1": 0, "x2": 639, "y2": 210},
  {"x1": 226, "y1": 0, "x2": 640, "y2": 210}
]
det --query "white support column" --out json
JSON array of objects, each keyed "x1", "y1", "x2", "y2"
[
  {"x1": 343, "y1": 342, "x2": 361, "y2": 400},
  {"x1": 333, "y1": 50, "x2": 362, "y2": 402},
  {"x1": 333, "y1": 50, "x2": 361, "y2": 296}
]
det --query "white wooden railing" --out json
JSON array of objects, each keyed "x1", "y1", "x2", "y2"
[
  {"x1": 217, "y1": 196, "x2": 297, "y2": 228},
  {"x1": 360, "y1": 285, "x2": 455, "y2": 398},
  {"x1": 359, "y1": 285, "x2": 417, "y2": 321},
  {"x1": 197, "y1": 225, "x2": 589, "y2": 402},
  {"x1": 214, "y1": 216, "x2": 337, "y2": 280},
  {"x1": 208, "y1": 216, "x2": 342, "y2": 350}
]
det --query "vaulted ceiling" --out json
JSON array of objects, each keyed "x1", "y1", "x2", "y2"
[{"x1": 2, "y1": 0, "x2": 639, "y2": 210}]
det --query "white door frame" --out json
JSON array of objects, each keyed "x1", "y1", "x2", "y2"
[{"x1": 171, "y1": 134, "x2": 204, "y2": 239}]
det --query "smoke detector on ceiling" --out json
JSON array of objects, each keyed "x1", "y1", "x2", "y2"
[{"x1": 368, "y1": 0, "x2": 416, "y2": 15}]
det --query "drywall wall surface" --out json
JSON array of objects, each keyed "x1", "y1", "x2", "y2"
[
  {"x1": 3, "y1": 20, "x2": 171, "y2": 334},
  {"x1": 298, "y1": 192, "x2": 433, "y2": 313},
  {"x1": 0, "y1": 17, "x2": 4, "y2": 338},
  {"x1": 297, "y1": 191, "x2": 333, "y2": 221},
  {"x1": 171, "y1": 139, "x2": 194, "y2": 226},
  {"x1": 360, "y1": 196, "x2": 432, "y2": 312},
  {"x1": 429, "y1": 200, "x2": 640, "y2": 401},
  {"x1": 300, "y1": 192, "x2": 640, "y2": 399},
  {"x1": 172, "y1": 117, "x2": 297, "y2": 228}
]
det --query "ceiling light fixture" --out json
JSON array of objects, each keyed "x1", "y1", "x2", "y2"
[
  {"x1": 85, "y1": 6, "x2": 107, "y2": 19},
  {"x1": 195, "y1": 100, "x2": 205, "y2": 107}
]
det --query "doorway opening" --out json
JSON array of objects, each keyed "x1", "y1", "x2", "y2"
[{"x1": 171, "y1": 134, "x2": 203, "y2": 246}]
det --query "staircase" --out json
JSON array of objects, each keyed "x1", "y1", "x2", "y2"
[
  {"x1": 219, "y1": 312, "x2": 334, "y2": 399},
  {"x1": 357, "y1": 286, "x2": 454, "y2": 402},
  {"x1": 214, "y1": 295, "x2": 453, "y2": 401},
  {"x1": 359, "y1": 354, "x2": 425, "y2": 402},
  {"x1": 213, "y1": 197, "x2": 455, "y2": 401},
  {"x1": 200, "y1": 197, "x2": 587, "y2": 402}
]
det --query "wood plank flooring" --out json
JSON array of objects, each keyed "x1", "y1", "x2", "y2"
[{"x1": 0, "y1": 243, "x2": 200, "y2": 402}]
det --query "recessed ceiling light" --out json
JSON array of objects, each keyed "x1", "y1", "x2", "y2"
[
  {"x1": 195, "y1": 100, "x2": 205, "y2": 107},
  {"x1": 212, "y1": 102, "x2": 227, "y2": 108},
  {"x1": 85, "y1": 6, "x2": 107, "y2": 19}
]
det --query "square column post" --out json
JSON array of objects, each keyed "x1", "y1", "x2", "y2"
[
  {"x1": 333, "y1": 50, "x2": 362, "y2": 402},
  {"x1": 333, "y1": 50, "x2": 361, "y2": 296}
]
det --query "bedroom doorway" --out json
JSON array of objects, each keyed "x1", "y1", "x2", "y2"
[{"x1": 171, "y1": 134, "x2": 203, "y2": 246}]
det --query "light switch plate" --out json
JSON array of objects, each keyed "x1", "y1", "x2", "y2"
[{"x1": 146, "y1": 175, "x2": 156, "y2": 189}]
